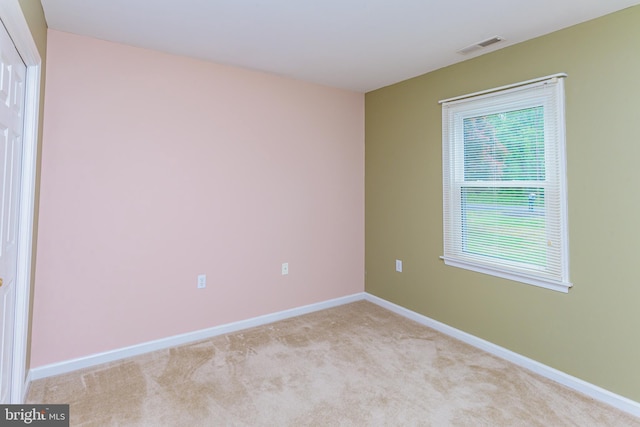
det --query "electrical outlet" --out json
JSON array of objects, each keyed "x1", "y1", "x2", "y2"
[
  {"x1": 197, "y1": 274, "x2": 207, "y2": 288},
  {"x1": 396, "y1": 260, "x2": 403, "y2": 273},
  {"x1": 282, "y1": 262, "x2": 289, "y2": 275}
]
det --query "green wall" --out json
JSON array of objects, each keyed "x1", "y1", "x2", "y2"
[
  {"x1": 365, "y1": 6, "x2": 640, "y2": 401},
  {"x1": 17, "y1": 0, "x2": 47, "y2": 374}
]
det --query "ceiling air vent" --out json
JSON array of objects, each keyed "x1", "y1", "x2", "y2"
[{"x1": 457, "y1": 36, "x2": 504, "y2": 55}]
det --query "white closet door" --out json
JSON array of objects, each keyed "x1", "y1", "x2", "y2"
[{"x1": 0, "y1": 20, "x2": 27, "y2": 404}]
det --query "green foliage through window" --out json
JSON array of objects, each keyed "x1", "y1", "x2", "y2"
[
  {"x1": 461, "y1": 187, "x2": 546, "y2": 266},
  {"x1": 463, "y1": 106, "x2": 545, "y2": 182}
]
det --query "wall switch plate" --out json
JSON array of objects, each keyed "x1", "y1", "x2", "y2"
[
  {"x1": 197, "y1": 274, "x2": 207, "y2": 288},
  {"x1": 396, "y1": 260, "x2": 403, "y2": 273},
  {"x1": 282, "y1": 262, "x2": 289, "y2": 275}
]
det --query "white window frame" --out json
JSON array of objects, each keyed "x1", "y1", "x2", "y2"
[{"x1": 440, "y1": 74, "x2": 571, "y2": 293}]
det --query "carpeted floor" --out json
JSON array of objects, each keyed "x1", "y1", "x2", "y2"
[{"x1": 28, "y1": 301, "x2": 640, "y2": 426}]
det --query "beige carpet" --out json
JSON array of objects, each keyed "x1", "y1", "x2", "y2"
[{"x1": 28, "y1": 301, "x2": 640, "y2": 426}]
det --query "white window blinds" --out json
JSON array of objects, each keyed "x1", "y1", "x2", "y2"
[{"x1": 441, "y1": 75, "x2": 571, "y2": 292}]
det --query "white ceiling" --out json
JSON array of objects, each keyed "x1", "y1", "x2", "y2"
[{"x1": 40, "y1": 0, "x2": 640, "y2": 93}]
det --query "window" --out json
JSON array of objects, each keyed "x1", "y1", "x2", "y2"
[{"x1": 440, "y1": 74, "x2": 571, "y2": 292}]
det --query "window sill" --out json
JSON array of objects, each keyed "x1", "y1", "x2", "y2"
[{"x1": 440, "y1": 256, "x2": 572, "y2": 293}]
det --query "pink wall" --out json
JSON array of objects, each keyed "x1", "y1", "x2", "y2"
[{"x1": 31, "y1": 30, "x2": 364, "y2": 368}]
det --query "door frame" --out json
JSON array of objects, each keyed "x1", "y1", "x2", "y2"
[{"x1": 0, "y1": 0, "x2": 42, "y2": 404}]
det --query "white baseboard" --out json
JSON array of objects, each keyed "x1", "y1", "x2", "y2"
[
  {"x1": 29, "y1": 292, "x2": 366, "y2": 381},
  {"x1": 364, "y1": 293, "x2": 640, "y2": 418},
  {"x1": 28, "y1": 291, "x2": 640, "y2": 418}
]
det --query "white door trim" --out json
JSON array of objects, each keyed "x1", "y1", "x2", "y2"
[{"x1": 0, "y1": 0, "x2": 42, "y2": 404}]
